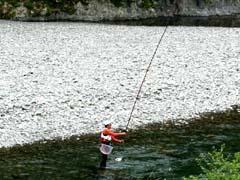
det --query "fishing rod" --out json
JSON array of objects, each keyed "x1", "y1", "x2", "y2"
[
  {"x1": 114, "y1": 26, "x2": 168, "y2": 162},
  {"x1": 100, "y1": 26, "x2": 169, "y2": 165},
  {"x1": 125, "y1": 26, "x2": 168, "y2": 131}
]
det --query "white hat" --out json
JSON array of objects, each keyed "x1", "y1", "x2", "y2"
[{"x1": 103, "y1": 120, "x2": 112, "y2": 126}]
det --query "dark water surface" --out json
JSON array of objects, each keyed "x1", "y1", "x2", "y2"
[
  {"x1": 24, "y1": 15, "x2": 240, "y2": 27},
  {"x1": 104, "y1": 15, "x2": 240, "y2": 27},
  {"x1": 0, "y1": 105, "x2": 239, "y2": 179}
]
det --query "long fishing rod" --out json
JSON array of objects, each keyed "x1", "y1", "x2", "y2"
[{"x1": 125, "y1": 26, "x2": 168, "y2": 131}]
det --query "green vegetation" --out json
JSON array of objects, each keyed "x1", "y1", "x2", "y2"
[
  {"x1": 0, "y1": 0, "x2": 156, "y2": 19},
  {"x1": 2, "y1": 0, "x2": 20, "y2": 7},
  {"x1": 110, "y1": 0, "x2": 125, "y2": 7},
  {"x1": 24, "y1": 0, "x2": 80, "y2": 15},
  {"x1": 0, "y1": 1, "x2": 15, "y2": 18},
  {"x1": 204, "y1": 0, "x2": 215, "y2": 5},
  {"x1": 110, "y1": 0, "x2": 155, "y2": 8},
  {"x1": 185, "y1": 145, "x2": 240, "y2": 179},
  {"x1": 141, "y1": 0, "x2": 155, "y2": 9},
  {"x1": 0, "y1": 0, "x2": 89, "y2": 18}
]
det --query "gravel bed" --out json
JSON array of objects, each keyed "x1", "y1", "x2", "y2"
[
  {"x1": 130, "y1": 27, "x2": 240, "y2": 127},
  {"x1": 0, "y1": 20, "x2": 239, "y2": 147}
]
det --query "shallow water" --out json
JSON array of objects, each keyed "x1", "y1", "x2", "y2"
[{"x1": 0, "y1": 106, "x2": 239, "y2": 179}]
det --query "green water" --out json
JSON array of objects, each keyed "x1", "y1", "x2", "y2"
[{"x1": 0, "y1": 106, "x2": 239, "y2": 179}]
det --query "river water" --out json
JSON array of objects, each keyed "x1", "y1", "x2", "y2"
[{"x1": 0, "y1": 106, "x2": 239, "y2": 179}]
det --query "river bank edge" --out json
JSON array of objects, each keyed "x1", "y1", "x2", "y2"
[
  {"x1": 1, "y1": 15, "x2": 240, "y2": 27},
  {"x1": 0, "y1": 104, "x2": 239, "y2": 153}
]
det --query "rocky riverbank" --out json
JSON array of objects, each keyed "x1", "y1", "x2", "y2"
[
  {"x1": 0, "y1": 0, "x2": 240, "y2": 21},
  {"x1": 0, "y1": 21, "x2": 239, "y2": 147}
]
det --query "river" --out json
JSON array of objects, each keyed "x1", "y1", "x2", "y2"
[{"x1": 0, "y1": 106, "x2": 239, "y2": 179}]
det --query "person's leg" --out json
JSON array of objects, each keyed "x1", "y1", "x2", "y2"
[{"x1": 100, "y1": 153, "x2": 108, "y2": 168}]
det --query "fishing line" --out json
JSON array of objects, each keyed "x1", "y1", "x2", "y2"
[{"x1": 125, "y1": 26, "x2": 168, "y2": 131}]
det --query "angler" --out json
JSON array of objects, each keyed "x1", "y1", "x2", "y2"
[
  {"x1": 98, "y1": 26, "x2": 167, "y2": 170},
  {"x1": 99, "y1": 121, "x2": 127, "y2": 169}
]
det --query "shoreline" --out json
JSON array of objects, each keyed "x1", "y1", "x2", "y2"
[
  {"x1": 0, "y1": 104, "x2": 239, "y2": 150},
  {"x1": 3, "y1": 14, "x2": 240, "y2": 27}
]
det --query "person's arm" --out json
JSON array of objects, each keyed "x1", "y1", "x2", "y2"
[
  {"x1": 103, "y1": 129, "x2": 126, "y2": 137},
  {"x1": 111, "y1": 136, "x2": 124, "y2": 143}
]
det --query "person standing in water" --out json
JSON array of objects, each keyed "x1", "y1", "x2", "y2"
[{"x1": 99, "y1": 121, "x2": 127, "y2": 169}]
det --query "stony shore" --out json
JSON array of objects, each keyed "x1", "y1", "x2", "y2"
[{"x1": 0, "y1": 20, "x2": 239, "y2": 147}]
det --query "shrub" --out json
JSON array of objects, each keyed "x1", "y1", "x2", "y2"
[
  {"x1": 141, "y1": 0, "x2": 154, "y2": 8},
  {"x1": 110, "y1": 0, "x2": 124, "y2": 7},
  {"x1": 185, "y1": 145, "x2": 240, "y2": 180}
]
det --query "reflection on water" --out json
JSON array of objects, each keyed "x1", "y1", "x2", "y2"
[{"x1": 0, "y1": 105, "x2": 239, "y2": 179}]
